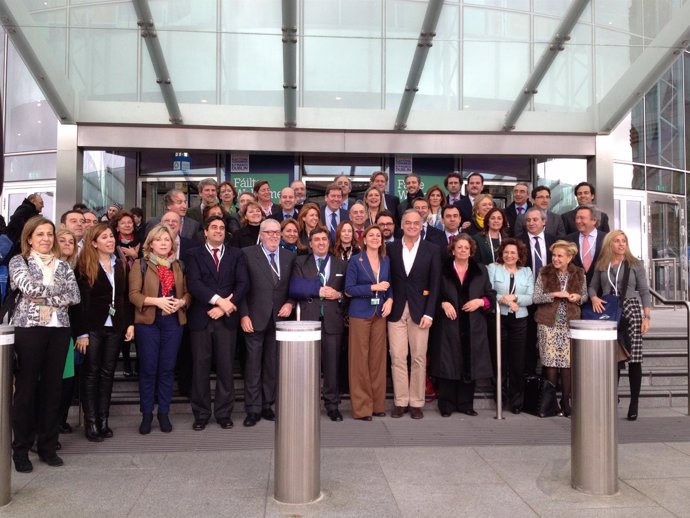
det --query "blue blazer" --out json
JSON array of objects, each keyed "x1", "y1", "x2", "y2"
[
  {"x1": 345, "y1": 252, "x2": 392, "y2": 319},
  {"x1": 486, "y1": 264, "x2": 534, "y2": 318}
]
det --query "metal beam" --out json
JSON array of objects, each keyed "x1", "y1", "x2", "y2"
[
  {"x1": 281, "y1": 0, "x2": 297, "y2": 128},
  {"x1": 502, "y1": 0, "x2": 590, "y2": 131},
  {"x1": 132, "y1": 0, "x2": 182, "y2": 124},
  {"x1": 394, "y1": 0, "x2": 444, "y2": 130},
  {"x1": 597, "y1": 2, "x2": 690, "y2": 133},
  {"x1": 0, "y1": 0, "x2": 74, "y2": 122}
]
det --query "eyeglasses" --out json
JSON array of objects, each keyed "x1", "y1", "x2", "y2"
[{"x1": 261, "y1": 230, "x2": 281, "y2": 236}]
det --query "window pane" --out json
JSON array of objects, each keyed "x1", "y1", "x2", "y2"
[
  {"x1": 610, "y1": 104, "x2": 645, "y2": 163},
  {"x1": 5, "y1": 41, "x2": 58, "y2": 153},
  {"x1": 612, "y1": 162, "x2": 645, "y2": 190},
  {"x1": 5, "y1": 154, "x2": 57, "y2": 181},
  {"x1": 464, "y1": 0, "x2": 529, "y2": 10},
  {"x1": 140, "y1": 150, "x2": 218, "y2": 176},
  {"x1": 221, "y1": 0, "x2": 281, "y2": 35},
  {"x1": 595, "y1": 28, "x2": 648, "y2": 103},
  {"x1": 536, "y1": 158, "x2": 587, "y2": 214},
  {"x1": 304, "y1": 0, "x2": 381, "y2": 37},
  {"x1": 150, "y1": 0, "x2": 216, "y2": 31},
  {"x1": 647, "y1": 167, "x2": 684, "y2": 194},
  {"x1": 82, "y1": 151, "x2": 134, "y2": 214}
]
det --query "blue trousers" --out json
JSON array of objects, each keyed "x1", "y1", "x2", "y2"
[{"x1": 136, "y1": 314, "x2": 183, "y2": 414}]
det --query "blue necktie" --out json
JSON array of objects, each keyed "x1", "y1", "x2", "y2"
[
  {"x1": 330, "y1": 212, "x2": 338, "y2": 240},
  {"x1": 533, "y1": 236, "x2": 543, "y2": 275}
]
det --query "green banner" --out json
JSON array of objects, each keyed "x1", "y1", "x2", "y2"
[
  {"x1": 231, "y1": 173, "x2": 289, "y2": 204},
  {"x1": 393, "y1": 174, "x2": 449, "y2": 201}
]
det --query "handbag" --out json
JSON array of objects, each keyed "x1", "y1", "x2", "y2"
[
  {"x1": 523, "y1": 376, "x2": 560, "y2": 418},
  {"x1": 582, "y1": 294, "x2": 621, "y2": 321}
]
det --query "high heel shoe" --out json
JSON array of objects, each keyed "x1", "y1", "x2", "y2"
[
  {"x1": 560, "y1": 398, "x2": 571, "y2": 418},
  {"x1": 627, "y1": 400, "x2": 638, "y2": 421}
]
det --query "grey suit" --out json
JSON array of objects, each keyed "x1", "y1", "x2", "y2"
[
  {"x1": 513, "y1": 210, "x2": 565, "y2": 239},
  {"x1": 239, "y1": 245, "x2": 295, "y2": 413},
  {"x1": 145, "y1": 215, "x2": 200, "y2": 241}
]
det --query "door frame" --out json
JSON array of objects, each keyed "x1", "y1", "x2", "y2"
[{"x1": 1, "y1": 181, "x2": 57, "y2": 223}]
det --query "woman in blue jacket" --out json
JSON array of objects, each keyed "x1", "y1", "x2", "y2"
[
  {"x1": 487, "y1": 238, "x2": 534, "y2": 414},
  {"x1": 345, "y1": 225, "x2": 393, "y2": 421}
]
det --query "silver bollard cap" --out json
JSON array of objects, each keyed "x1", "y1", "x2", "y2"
[{"x1": 569, "y1": 320, "x2": 617, "y2": 331}]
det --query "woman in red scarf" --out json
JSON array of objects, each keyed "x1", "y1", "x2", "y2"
[{"x1": 129, "y1": 224, "x2": 191, "y2": 434}]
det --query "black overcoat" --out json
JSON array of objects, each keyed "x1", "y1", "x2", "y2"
[{"x1": 429, "y1": 257, "x2": 496, "y2": 381}]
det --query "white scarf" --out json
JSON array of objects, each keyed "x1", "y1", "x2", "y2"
[{"x1": 30, "y1": 250, "x2": 57, "y2": 285}]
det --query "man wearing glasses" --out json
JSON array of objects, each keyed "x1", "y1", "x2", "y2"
[
  {"x1": 239, "y1": 219, "x2": 295, "y2": 427},
  {"x1": 513, "y1": 186, "x2": 565, "y2": 239}
]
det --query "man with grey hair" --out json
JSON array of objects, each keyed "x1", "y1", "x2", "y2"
[
  {"x1": 335, "y1": 175, "x2": 354, "y2": 211},
  {"x1": 513, "y1": 186, "x2": 565, "y2": 239},
  {"x1": 290, "y1": 180, "x2": 307, "y2": 205},
  {"x1": 240, "y1": 218, "x2": 295, "y2": 427},
  {"x1": 187, "y1": 178, "x2": 219, "y2": 225},
  {"x1": 566, "y1": 204, "x2": 607, "y2": 286},
  {"x1": 145, "y1": 188, "x2": 200, "y2": 240}
]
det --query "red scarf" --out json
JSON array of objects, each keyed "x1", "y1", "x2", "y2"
[{"x1": 157, "y1": 265, "x2": 175, "y2": 297}]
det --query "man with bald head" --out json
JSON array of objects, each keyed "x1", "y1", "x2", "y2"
[
  {"x1": 290, "y1": 180, "x2": 307, "y2": 206},
  {"x1": 270, "y1": 187, "x2": 299, "y2": 222}
]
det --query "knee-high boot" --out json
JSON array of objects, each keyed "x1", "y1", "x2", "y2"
[{"x1": 627, "y1": 362, "x2": 642, "y2": 420}]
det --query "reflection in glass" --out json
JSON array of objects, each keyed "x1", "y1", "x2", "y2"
[
  {"x1": 461, "y1": 157, "x2": 531, "y2": 182},
  {"x1": 304, "y1": 0, "x2": 381, "y2": 37},
  {"x1": 82, "y1": 151, "x2": 134, "y2": 214},
  {"x1": 594, "y1": 28, "x2": 647, "y2": 103},
  {"x1": 625, "y1": 199, "x2": 643, "y2": 259},
  {"x1": 646, "y1": 167, "x2": 684, "y2": 194},
  {"x1": 610, "y1": 104, "x2": 645, "y2": 163},
  {"x1": 536, "y1": 158, "x2": 587, "y2": 214},
  {"x1": 221, "y1": 0, "x2": 282, "y2": 35},
  {"x1": 645, "y1": 60, "x2": 684, "y2": 169},
  {"x1": 140, "y1": 150, "x2": 218, "y2": 176},
  {"x1": 5, "y1": 154, "x2": 57, "y2": 182},
  {"x1": 649, "y1": 199, "x2": 681, "y2": 300},
  {"x1": 612, "y1": 163, "x2": 645, "y2": 190}
]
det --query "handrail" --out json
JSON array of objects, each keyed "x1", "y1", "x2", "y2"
[
  {"x1": 648, "y1": 288, "x2": 690, "y2": 416},
  {"x1": 495, "y1": 301, "x2": 503, "y2": 420}
]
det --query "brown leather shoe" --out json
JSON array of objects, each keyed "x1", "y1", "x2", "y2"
[
  {"x1": 410, "y1": 407, "x2": 424, "y2": 419},
  {"x1": 391, "y1": 406, "x2": 406, "y2": 418}
]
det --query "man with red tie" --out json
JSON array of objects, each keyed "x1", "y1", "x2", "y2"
[
  {"x1": 566, "y1": 205, "x2": 607, "y2": 287},
  {"x1": 442, "y1": 205, "x2": 462, "y2": 245}
]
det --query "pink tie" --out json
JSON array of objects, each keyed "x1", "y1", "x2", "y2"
[
  {"x1": 582, "y1": 235, "x2": 592, "y2": 272},
  {"x1": 212, "y1": 248, "x2": 220, "y2": 271}
]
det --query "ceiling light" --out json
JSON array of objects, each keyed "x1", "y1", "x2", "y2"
[
  {"x1": 335, "y1": 96, "x2": 342, "y2": 101},
  {"x1": 201, "y1": 99, "x2": 208, "y2": 103}
]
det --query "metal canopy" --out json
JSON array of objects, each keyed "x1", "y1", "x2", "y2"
[
  {"x1": 131, "y1": 0, "x2": 182, "y2": 125},
  {"x1": 1, "y1": 1, "x2": 688, "y2": 135}
]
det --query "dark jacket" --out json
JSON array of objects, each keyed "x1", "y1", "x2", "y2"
[
  {"x1": 562, "y1": 208, "x2": 610, "y2": 235},
  {"x1": 429, "y1": 258, "x2": 496, "y2": 381},
  {"x1": 289, "y1": 254, "x2": 347, "y2": 335},
  {"x1": 7, "y1": 198, "x2": 40, "y2": 243},
  {"x1": 73, "y1": 258, "x2": 134, "y2": 336},
  {"x1": 505, "y1": 201, "x2": 532, "y2": 237},
  {"x1": 566, "y1": 230, "x2": 608, "y2": 286}
]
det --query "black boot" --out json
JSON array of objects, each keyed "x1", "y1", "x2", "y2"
[
  {"x1": 628, "y1": 362, "x2": 642, "y2": 421},
  {"x1": 158, "y1": 413, "x2": 173, "y2": 433},
  {"x1": 97, "y1": 414, "x2": 113, "y2": 438},
  {"x1": 139, "y1": 413, "x2": 153, "y2": 435},
  {"x1": 84, "y1": 420, "x2": 104, "y2": 442}
]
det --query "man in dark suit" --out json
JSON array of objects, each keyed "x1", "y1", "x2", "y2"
[
  {"x1": 145, "y1": 189, "x2": 200, "y2": 241},
  {"x1": 387, "y1": 209, "x2": 442, "y2": 419},
  {"x1": 444, "y1": 171, "x2": 464, "y2": 206},
  {"x1": 411, "y1": 197, "x2": 446, "y2": 249},
  {"x1": 240, "y1": 219, "x2": 296, "y2": 427},
  {"x1": 513, "y1": 186, "x2": 565, "y2": 239},
  {"x1": 289, "y1": 228, "x2": 347, "y2": 421},
  {"x1": 505, "y1": 182, "x2": 532, "y2": 236},
  {"x1": 397, "y1": 173, "x2": 425, "y2": 215},
  {"x1": 335, "y1": 175, "x2": 356, "y2": 212},
  {"x1": 369, "y1": 171, "x2": 400, "y2": 224},
  {"x1": 441, "y1": 205, "x2": 462, "y2": 245},
  {"x1": 185, "y1": 216, "x2": 249, "y2": 431},
  {"x1": 375, "y1": 211, "x2": 400, "y2": 245},
  {"x1": 160, "y1": 211, "x2": 199, "y2": 262},
  {"x1": 269, "y1": 187, "x2": 300, "y2": 222},
  {"x1": 320, "y1": 182, "x2": 349, "y2": 241},
  {"x1": 186, "y1": 178, "x2": 218, "y2": 225},
  {"x1": 458, "y1": 172, "x2": 485, "y2": 228},
  {"x1": 566, "y1": 205, "x2": 607, "y2": 286},
  {"x1": 521, "y1": 207, "x2": 556, "y2": 376},
  {"x1": 562, "y1": 182, "x2": 610, "y2": 235}
]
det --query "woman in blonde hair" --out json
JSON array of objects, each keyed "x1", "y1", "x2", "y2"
[
  {"x1": 129, "y1": 224, "x2": 191, "y2": 434},
  {"x1": 466, "y1": 193, "x2": 495, "y2": 235},
  {"x1": 9, "y1": 216, "x2": 80, "y2": 472},
  {"x1": 589, "y1": 230, "x2": 651, "y2": 421},
  {"x1": 73, "y1": 224, "x2": 134, "y2": 442}
]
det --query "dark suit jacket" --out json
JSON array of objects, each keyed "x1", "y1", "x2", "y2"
[
  {"x1": 566, "y1": 230, "x2": 608, "y2": 286},
  {"x1": 178, "y1": 236, "x2": 200, "y2": 263},
  {"x1": 521, "y1": 232, "x2": 556, "y2": 273},
  {"x1": 423, "y1": 225, "x2": 447, "y2": 250},
  {"x1": 513, "y1": 211, "x2": 565, "y2": 239},
  {"x1": 269, "y1": 206, "x2": 299, "y2": 222},
  {"x1": 397, "y1": 191, "x2": 425, "y2": 217},
  {"x1": 384, "y1": 193, "x2": 401, "y2": 223},
  {"x1": 388, "y1": 239, "x2": 442, "y2": 324},
  {"x1": 239, "y1": 245, "x2": 295, "y2": 332},
  {"x1": 185, "y1": 244, "x2": 250, "y2": 331},
  {"x1": 457, "y1": 196, "x2": 474, "y2": 223},
  {"x1": 73, "y1": 258, "x2": 134, "y2": 336},
  {"x1": 505, "y1": 201, "x2": 532, "y2": 237},
  {"x1": 320, "y1": 207, "x2": 349, "y2": 230},
  {"x1": 289, "y1": 254, "x2": 346, "y2": 335},
  {"x1": 186, "y1": 205, "x2": 203, "y2": 225},
  {"x1": 562, "y1": 208, "x2": 610, "y2": 235},
  {"x1": 145, "y1": 215, "x2": 200, "y2": 241}
]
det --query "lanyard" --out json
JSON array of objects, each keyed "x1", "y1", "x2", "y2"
[
  {"x1": 487, "y1": 232, "x2": 502, "y2": 263},
  {"x1": 99, "y1": 255, "x2": 117, "y2": 310},
  {"x1": 607, "y1": 262, "x2": 623, "y2": 296},
  {"x1": 261, "y1": 245, "x2": 280, "y2": 278},
  {"x1": 532, "y1": 236, "x2": 544, "y2": 265},
  {"x1": 316, "y1": 255, "x2": 330, "y2": 285},
  {"x1": 508, "y1": 272, "x2": 516, "y2": 295}
]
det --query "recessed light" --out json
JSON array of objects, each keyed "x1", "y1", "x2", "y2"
[
  {"x1": 37, "y1": 120, "x2": 42, "y2": 124},
  {"x1": 37, "y1": 102, "x2": 41, "y2": 107},
  {"x1": 464, "y1": 105, "x2": 470, "y2": 108},
  {"x1": 335, "y1": 96, "x2": 342, "y2": 101},
  {"x1": 201, "y1": 99, "x2": 208, "y2": 103}
]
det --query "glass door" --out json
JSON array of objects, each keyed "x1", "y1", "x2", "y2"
[
  {"x1": 138, "y1": 177, "x2": 205, "y2": 221},
  {"x1": 1, "y1": 181, "x2": 56, "y2": 223},
  {"x1": 613, "y1": 189, "x2": 646, "y2": 261},
  {"x1": 648, "y1": 193, "x2": 686, "y2": 302}
]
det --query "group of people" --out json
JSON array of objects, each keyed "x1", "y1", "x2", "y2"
[{"x1": 5, "y1": 173, "x2": 652, "y2": 475}]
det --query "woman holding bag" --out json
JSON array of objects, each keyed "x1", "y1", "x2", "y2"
[{"x1": 588, "y1": 230, "x2": 652, "y2": 421}]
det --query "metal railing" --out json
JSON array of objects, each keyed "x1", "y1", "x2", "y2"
[
  {"x1": 495, "y1": 301, "x2": 503, "y2": 420},
  {"x1": 648, "y1": 288, "x2": 690, "y2": 416}
]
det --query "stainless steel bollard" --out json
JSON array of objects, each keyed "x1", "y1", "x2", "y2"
[
  {"x1": 0, "y1": 325, "x2": 15, "y2": 507},
  {"x1": 570, "y1": 320, "x2": 619, "y2": 495},
  {"x1": 274, "y1": 321, "x2": 321, "y2": 504}
]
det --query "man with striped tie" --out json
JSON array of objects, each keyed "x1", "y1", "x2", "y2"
[{"x1": 566, "y1": 205, "x2": 607, "y2": 287}]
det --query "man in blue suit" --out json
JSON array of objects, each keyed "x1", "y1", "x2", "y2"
[
  {"x1": 185, "y1": 216, "x2": 249, "y2": 431},
  {"x1": 321, "y1": 183, "x2": 349, "y2": 242},
  {"x1": 387, "y1": 209, "x2": 442, "y2": 419}
]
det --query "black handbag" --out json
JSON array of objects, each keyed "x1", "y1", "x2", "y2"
[{"x1": 523, "y1": 376, "x2": 560, "y2": 417}]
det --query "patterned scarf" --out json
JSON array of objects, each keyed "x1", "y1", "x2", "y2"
[{"x1": 149, "y1": 254, "x2": 175, "y2": 297}]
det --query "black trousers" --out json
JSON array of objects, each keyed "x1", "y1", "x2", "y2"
[
  {"x1": 243, "y1": 319, "x2": 277, "y2": 414},
  {"x1": 81, "y1": 328, "x2": 122, "y2": 421},
  {"x1": 501, "y1": 313, "x2": 528, "y2": 410},
  {"x1": 190, "y1": 320, "x2": 237, "y2": 421},
  {"x1": 12, "y1": 326, "x2": 70, "y2": 459},
  {"x1": 321, "y1": 331, "x2": 342, "y2": 411},
  {"x1": 437, "y1": 378, "x2": 475, "y2": 414},
  {"x1": 525, "y1": 305, "x2": 539, "y2": 375}
]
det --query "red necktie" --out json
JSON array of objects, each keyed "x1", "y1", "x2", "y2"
[
  {"x1": 448, "y1": 235, "x2": 454, "y2": 245},
  {"x1": 356, "y1": 229, "x2": 363, "y2": 242},
  {"x1": 212, "y1": 248, "x2": 220, "y2": 271}
]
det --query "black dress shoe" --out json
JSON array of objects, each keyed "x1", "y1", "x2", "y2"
[
  {"x1": 441, "y1": 411, "x2": 451, "y2": 417},
  {"x1": 261, "y1": 408, "x2": 275, "y2": 421},
  {"x1": 39, "y1": 454, "x2": 64, "y2": 467},
  {"x1": 512, "y1": 407, "x2": 521, "y2": 415},
  {"x1": 327, "y1": 409, "x2": 343, "y2": 422},
  {"x1": 157, "y1": 413, "x2": 173, "y2": 433},
  {"x1": 217, "y1": 418, "x2": 234, "y2": 429},
  {"x1": 373, "y1": 412, "x2": 386, "y2": 417},
  {"x1": 461, "y1": 409, "x2": 478, "y2": 416},
  {"x1": 139, "y1": 413, "x2": 153, "y2": 435},
  {"x1": 85, "y1": 423, "x2": 104, "y2": 442},
  {"x1": 59, "y1": 422, "x2": 73, "y2": 434},
  {"x1": 192, "y1": 419, "x2": 208, "y2": 431},
  {"x1": 627, "y1": 412, "x2": 638, "y2": 421},
  {"x1": 355, "y1": 416, "x2": 372, "y2": 421},
  {"x1": 243, "y1": 413, "x2": 261, "y2": 427},
  {"x1": 13, "y1": 456, "x2": 33, "y2": 473}
]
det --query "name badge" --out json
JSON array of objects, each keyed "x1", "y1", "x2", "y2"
[
  {"x1": 108, "y1": 306, "x2": 117, "y2": 317},
  {"x1": 370, "y1": 298, "x2": 380, "y2": 305}
]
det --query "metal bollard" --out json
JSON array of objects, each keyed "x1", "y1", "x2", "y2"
[
  {"x1": 0, "y1": 324, "x2": 15, "y2": 507},
  {"x1": 274, "y1": 320, "x2": 321, "y2": 504},
  {"x1": 569, "y1": 320, "x2": 619, "y2": 495}
]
